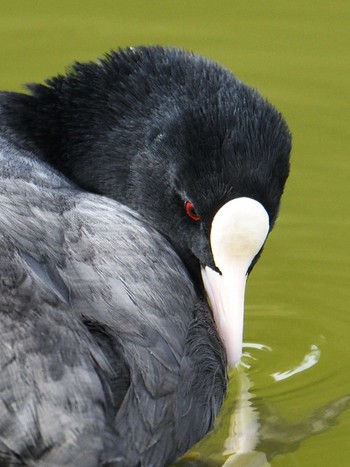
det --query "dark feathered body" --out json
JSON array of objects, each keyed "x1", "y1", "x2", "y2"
[
  {"x1": 0, "y1": 137, "x2": 226, "y2": 465},
  {"x1": 0, "y1": 46, "x2": 291, "y2": 465}
]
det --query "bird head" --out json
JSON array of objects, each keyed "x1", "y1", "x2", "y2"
[{"x1": 123, "y1": 59, "x2": 291, "y2": 366}]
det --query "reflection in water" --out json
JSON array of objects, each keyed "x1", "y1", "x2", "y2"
[
  {"x1": 223, "y1": 370, "x2": 259, "y2": 456},
  {"x1": 174, "y1": 348, "x2": 350, "y2": 467},
  {"x1": 223, "y1": 367, "x2": 350, "y2": 466},
  {"x1": 258, "y1": 393, "x2": 350, "y2": 461},
  {"x1": 222, "y1": 368, "x2": 269, "y2": 467}
]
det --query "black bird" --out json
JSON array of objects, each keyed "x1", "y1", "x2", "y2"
[{"x1": 0, "y1": 46, "x2": 291, "y2": 466}]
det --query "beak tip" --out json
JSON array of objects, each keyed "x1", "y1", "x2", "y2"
[{"x1": 226, "y1": 347, "x2": 242, "y2": 369}]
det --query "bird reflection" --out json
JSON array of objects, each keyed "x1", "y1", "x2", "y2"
[{"x1": 174, "y1": 365, "x2": 350, "y2": 466}]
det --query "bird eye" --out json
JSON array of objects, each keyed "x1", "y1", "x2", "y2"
[{"x1": 185, "y1": 201, "x2": 201, "y2": 221}]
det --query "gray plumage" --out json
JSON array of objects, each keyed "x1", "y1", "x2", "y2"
[{"x1": 0, "y1": 136, "x2": 225, "y2": 466}]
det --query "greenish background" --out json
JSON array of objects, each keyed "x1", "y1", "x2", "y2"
[{"x1": 1, "y1": 1, "x2": 349, "y2": 466}]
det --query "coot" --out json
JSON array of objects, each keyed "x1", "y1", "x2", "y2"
[{"x1": 0, "y1": 46, "x2": 291, "y2": 466}]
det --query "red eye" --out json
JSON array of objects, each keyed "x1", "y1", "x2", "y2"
[{"x1": 185, "y1": 201, "x2": 201, "y2": 221}]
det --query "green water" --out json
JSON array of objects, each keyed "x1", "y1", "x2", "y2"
[{"x1": 1, "y1": 1, "x2": 349, "y2": 465}]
